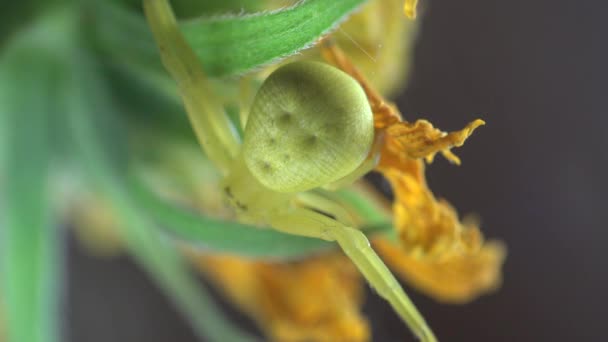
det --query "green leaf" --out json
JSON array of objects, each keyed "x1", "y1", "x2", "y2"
[
  {"x1": 334, "y1": 188, "x2": 392, "y2": 225},
  {"x1": 0, "y1": 7, "x2": 78, "y2": 342},
  {"x1": 181, "y1": 0, "x2": 368, "y2": 76},
  {"x1": 130, "y1": 178, "x2": 335, "y2": 260},
  {"x1": 87, "y1": 1, "x2": 165, "y2": 76},
  {"x1": 92, "y1": 0, "x2": 367, "y2": 78},
  {"x1": 129, "y1": 176, "x2": 392, "y2": 260},
  {"x1": 0, "y1": 23, "x2": 68, "y2": 342},
  {"x1": 64, "y1": 49, "x2": 259, "y2": 342},
  {"x1": 103, "y1": 62, "x2": 194, "y2": 140},
  {"x1": 171, "y1": 0, "x2": 264, "y2": 19}
]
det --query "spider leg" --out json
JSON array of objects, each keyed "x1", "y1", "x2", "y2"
[
  {"x1": 144, "y1": 0, "x2": 240, "y2": 174},
  {"x1": 295, "y1": 192, "x2": 356, "y2": 226},
  {"x1": 269, "y1": 208, "x2": 437, "y2": 342}
]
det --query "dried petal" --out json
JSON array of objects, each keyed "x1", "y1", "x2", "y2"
[
  {"x1": 321, "y1": 38, "x2": 505, "y2": 302},
  {"x1": 374, "y1": 238, "x2": 506, "y2": 303},
  {"x1": 383, "y1": 119, "x2": 485, "y2": 165},
  {"x1": 190, "y1": 252, "x2": 370, "y2": 342}
]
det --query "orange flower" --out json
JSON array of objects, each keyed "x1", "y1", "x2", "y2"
[
  {"x1": 373, "y1": 117, "x2": 505, "y2": 302},
  {"x1": 374, "y1": 238, "x2": 506, "y2": 303},
  {"x1": 189, "y1": 252, "x2": 370, "y2": 342},
  {"x1": 376, "y1": 125, "x2": 485, "y2": 258}
]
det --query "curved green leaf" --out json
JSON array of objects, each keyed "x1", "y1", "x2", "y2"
[
  {"x1": 0, "y1": 52, "x2": 57, "y2": 342},
  {"x1": 0, "y1": 10, "x2": 74, "y2": 342},
  {"x1": 181, "y1": 0, "x2": 368, "y2": 76}
]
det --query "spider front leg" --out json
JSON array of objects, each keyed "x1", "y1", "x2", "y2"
[
  {"x1": 295, "y1": 192, "x2": 356, "y2": 227},
  {"x1": 269, "y1": 208, "x2": 437, "y2": 342},
  {"x1": 144, "y1": 0, "x2": 240, "y2": 174}
]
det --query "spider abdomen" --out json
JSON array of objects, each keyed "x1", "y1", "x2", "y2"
[{"x1": 243, "y1": 61, "x2": 374, "y2": 193}]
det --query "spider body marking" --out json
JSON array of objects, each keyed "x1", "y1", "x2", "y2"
[{"x1": 223, "y1": 61, "x2": 374, "y2": 226}]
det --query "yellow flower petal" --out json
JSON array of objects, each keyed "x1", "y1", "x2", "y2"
[
  {"x1": 384, "y1": 119, "x2": 485, "y2": 165},
  {"x1": 374, "y1": 119, "x2": 506, "y2": 301},
  {"x1": 69, "y1": 193, "x2": 124, "y2": 258},
  {"x1": 377, "y1": 158, "x2": 485, "y2": 259},
  {"x1": 336, "y1": 0, "x2": 419, "y2": 96},
  {"x1": 321, "y1": 38, "x2": 505, "y2": 302},
  {"x1": 374, "y1": 238, "x2": 506, "y2": 303},
  {"x1": 190, "y1": 252, "x2": 370, "y2": 342},
  {"x1": 404, "y1": 0, "x2": 419, "y2": 19}
]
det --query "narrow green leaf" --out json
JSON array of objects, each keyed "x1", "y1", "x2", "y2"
[
  {"x1": 0, "y1": 7, "x2": 78, "y2": 342},
  {"x1": 0, "y1": 31, "x2": 64, "y2": 342},
  {"x1": 181, "y1": 0, "x2": 368, "y2": 76},
  {"x1": 129, "y1": 178, "x2": 335, "y2": 260},
  {"x1": 129, "y1": 176, "x2": 392, "y2": 260},
  {"x1": 334, "y1": 188, "x2": 392, "y2": 225},
  {"x1": 102, "y1": 62, "x2": 194, "y2": 139},
  {"x1": 64, "y1": 49, "x2": 258, "y2": 342}
]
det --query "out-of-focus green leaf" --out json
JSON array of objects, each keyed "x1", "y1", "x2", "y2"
[
  {"x1": 0, "y1": 1, "x2": 44, "y2": 47},
  {"x1": 63, "y1": 49, "x2": 259, "y2": 342},
  {"x1": 334, "y1": 188, "x2": 392, "y2": 225},
  {"x1": 0, "y1": 9, "x2": 73, "y2": 341},
  {"x1": 334, "y1": 187, "x2": 399, "y2": 241},
  {"x1": 0, "y1": 53, "x2": 57, "y2": 342},
  {"x1": 181, "y1": 0, "x2": 368, "y2": 76},
  {"x1": 103, "y1": 62, "x2": 195, "y2": 140},
  {"x1": 86, "y1": 1, "x2": 165, "y2": 75}
]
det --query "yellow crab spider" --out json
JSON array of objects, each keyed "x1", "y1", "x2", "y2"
[{"x1": 143, "y1": 1, "x2": 436, "y2": 341}]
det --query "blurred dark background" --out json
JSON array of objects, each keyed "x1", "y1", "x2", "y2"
[{"x1": 67, "y1": 0, "x2": 608, "y2": 341}]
